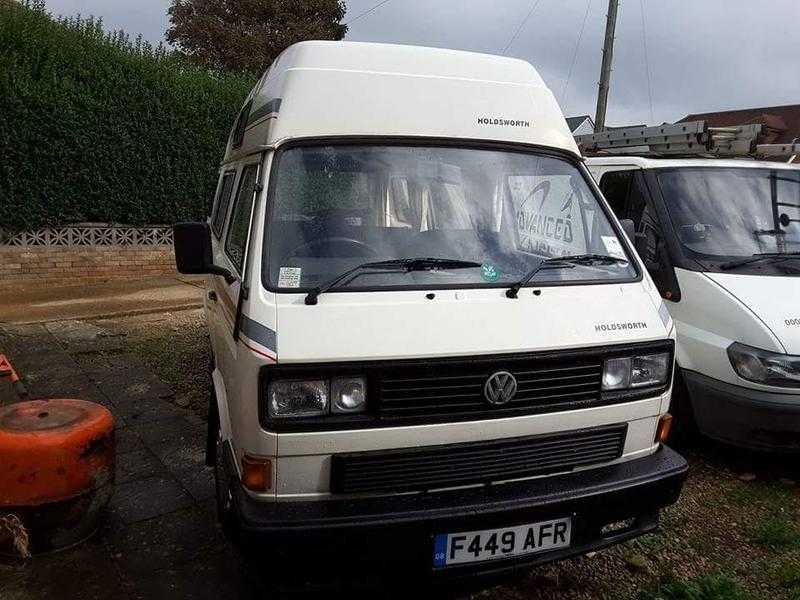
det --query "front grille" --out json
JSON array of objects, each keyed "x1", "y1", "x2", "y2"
[
  {"x1": 259, "y1": 341, "x2": 674, "y2": 432},
  {"x1": 378, "y1": 355, "x2": 603, "y2": 420},
  {"x1": 330, "y1": 424, "x2": 627, "y2": 495}
]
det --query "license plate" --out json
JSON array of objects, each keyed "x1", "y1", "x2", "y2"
[{"x1": 433, "y1": 517, "x2": 571, "y2": 568}]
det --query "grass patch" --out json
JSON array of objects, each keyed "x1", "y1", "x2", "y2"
[
  {"x1": 633, "y1": 532, "x2": 667, "y2": 554},
  {"x1": 727, "y1": 480, "x2": 795, "y2": 508},
  {"x1": 769, "y1": 558, "x2": 800, "y2": 589},
  {"x1": 687, "y1": 536, "x2": 717, "y2": 557},
  {"x1": 639, "y1": 573, "x2": 751, "y2": 600},
  {"x1": 752, "y1": 517, "x2": 800, "y2": 549}
]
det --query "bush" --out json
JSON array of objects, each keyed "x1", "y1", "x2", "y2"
[{"x1": 0, "y1": 0, "x2": 255, "y2": 231}]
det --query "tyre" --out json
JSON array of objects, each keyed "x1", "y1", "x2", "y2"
[{"x1": 213, "y1": 417, "x2": 240, "y2": 541}]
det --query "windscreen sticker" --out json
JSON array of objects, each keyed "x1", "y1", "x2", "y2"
[
  {"x1": 481, "y1": 263, "x2": 500, "y2": 282},
  {"x1": 278, "y1": 267, "x2": 302, "y2": 288},
  {"x1": 601, "y1": 236, "x2": 626, "y2": 259}
]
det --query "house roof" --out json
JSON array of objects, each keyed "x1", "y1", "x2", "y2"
[
  {"x1": 679, "y1": 104, "x2": 800, "y2": 145},
  {"x1": 565, "y1": 115, "x2": 592, "y2": 132}
]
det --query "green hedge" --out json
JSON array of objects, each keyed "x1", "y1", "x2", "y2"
[{"x1": 0, "y1": 0, "x2": 255, "y2": 231}]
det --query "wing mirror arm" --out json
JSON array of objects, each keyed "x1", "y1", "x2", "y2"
[
  {"x1": 173, "y1": 222, "x2": 236, "y2": 284},
  {"x1": 619, "y1": 218, "x2": 636, "y2": 243},
  {"x1": 208, "y1": 265, "x2": 237, "y2": 285}
]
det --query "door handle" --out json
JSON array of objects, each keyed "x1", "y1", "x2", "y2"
[{"x1": 207, "y1": 290, "x2": 218, "y2": 302}]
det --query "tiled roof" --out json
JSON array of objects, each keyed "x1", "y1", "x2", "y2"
[
  {"x1": 680, "y1": 104, "x2": 800, "y2": 145},
  {"x1": 566, "y1": 115, "x2": 591, "y2": 132}
]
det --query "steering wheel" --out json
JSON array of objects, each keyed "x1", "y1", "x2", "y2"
[{"x1": 286, "y1": 237, "x2": 380, "y2": 259}]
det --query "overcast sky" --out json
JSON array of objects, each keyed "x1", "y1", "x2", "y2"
[{"x1": 43, "y1": 0, "x2": 800, "y2": 126}]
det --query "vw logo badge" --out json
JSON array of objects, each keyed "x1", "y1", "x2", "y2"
[{"x1": 483, "y1": 371, "x2": 517, "y2": 405}]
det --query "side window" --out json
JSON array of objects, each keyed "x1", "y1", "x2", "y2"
[
  {"x1": 225, "y1": 164, "x2": 259, "y2": 274},
  {"x1": 211, "y1": 172, "x2": 236, "y2": 238},
  {"x1": 600, "y1": 169, "x2": 665, "y2": 265},
  {"x1": 629, "y1": 175, "x2": 662, "y2": 264},
  {"x1": 231, "y1": 99, "x2": 253, "y2": 149},
  {"x1": 599, "y1": 170, "x2": 634, "y2": 218}
]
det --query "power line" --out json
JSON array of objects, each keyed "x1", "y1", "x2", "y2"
[
  {"x1": 561, "y1": 0, "x2": 592, "y2": 106},
  {"x1": 639, "y1": 0, "x2": 655, "y2": 124},
  {"x1": 345, "y1": 0, "x2": 393, "y2": 26},
  {"x1": 501, "y1": 0, "x2": 545, "y2": 56}
]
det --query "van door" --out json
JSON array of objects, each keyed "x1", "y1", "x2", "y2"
[
  {"x1": 599, "y1": 169, "x2": 680, "y2": 300},
  {"x1": 208, "y1": 158, "x2": 262, "y2": 387},
  {"x1": 207, "y1": 168, "x2": 237, "y2": 366}
]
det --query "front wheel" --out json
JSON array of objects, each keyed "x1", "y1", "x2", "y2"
[{"x1": 213, "y1": 420, "x2": 241, "y2": 541}]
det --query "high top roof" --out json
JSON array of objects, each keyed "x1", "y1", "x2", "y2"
[{"x1": 223, "y1": 41, "x2": 578, "y2": 162}]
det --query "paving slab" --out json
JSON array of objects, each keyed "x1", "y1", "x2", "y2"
[
  {"x1": 114, "y1": 427, "x2": 146, "y2": 455},
  {"x1": 110, "y1": 475, "x2": 195, "y2": 525},
  {"x1": 171, "y1": 465, "x2": 216, "y2": 503},
  {"x1": 106, "y1": 504, "x2": 222, "y2": 576},
  {"x1": 107, "y1": 393, "x2": 184, "y2": 426},
  {"x1": 2, "y1": 537, "x2": 129, "y2": 600},
  {"x1": 0, "y1": 317, "x2": 253, "y2": 600},
  {"x1": 116, "y1": 448, "x2": 165, "y2": 485},
  {"x1": 129, "y1": 549, "x2": 249, "y2": 600},
  {"x1": 44, "y1": 320, "x2": 129, "y2": 354}
]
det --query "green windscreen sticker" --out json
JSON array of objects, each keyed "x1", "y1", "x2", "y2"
[{"x1": 481, "y1": 263, "x2": 500, "y2": 282}]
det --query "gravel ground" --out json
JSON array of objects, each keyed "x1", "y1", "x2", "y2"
[{"x1": 97, "y1": 309, "x2": 800, "y2": 599}]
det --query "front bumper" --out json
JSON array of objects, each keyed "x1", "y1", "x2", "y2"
[
  {"x1": 225, "y1": 444, "x2": 687, "y2": 581},
  {"x1": 685, "y1": 370, "x2": 800, "y2": 452}
]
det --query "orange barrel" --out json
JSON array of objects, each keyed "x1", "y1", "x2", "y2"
[{"x1": 0, "y1": 399, "x2": 115, "y2": 553}]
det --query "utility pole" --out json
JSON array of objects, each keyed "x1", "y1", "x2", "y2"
[{"x1": 594, "y1": 0, "x2": 619, "y2": 132}]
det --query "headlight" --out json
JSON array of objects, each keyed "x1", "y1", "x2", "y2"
[
  {"x1": 631, "y1": 354, "x2": 670, "y2": 388},
  {"x1": 728, "y1": 343, "x2": 800, "y2": 387},
  {"x1": 331, "y1": 377, "x2": 367, "y2": 413},
  {"x1": 268, "y1": 379, "x2": 328, "y2": 417},
  {"x1": 266, "y1": 376, "x2": 369, "y2": 418},
  {"x1": 602, "y1": 357, "x2": 631, "y2": 390},
  {"x1": 602, "y1": 353, "x2": 670, "y2": 391}
]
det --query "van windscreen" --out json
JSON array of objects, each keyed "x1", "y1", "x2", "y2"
[
  {"x1": 658, "y1": 168, "x2": 800, "y2": 258},
  {"x1": 264, "y1": 145, "x2": 636, "y2": 291}
]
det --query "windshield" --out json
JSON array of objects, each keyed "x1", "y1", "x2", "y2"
[
  {"x1": 658, "y1": 167, "x2": 800, "y2": 258},
  {"x1": 265, "y1": 145, "x2": 636, "y2": 291}
]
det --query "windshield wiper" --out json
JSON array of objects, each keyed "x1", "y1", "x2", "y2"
[
  {"x1": 506, "y1": 254, "x2": 629, "y2": 299},
  {"x1": 720, "y1": 252, "x2": 800, "y2": 270},
  {"x1": 304, "y1": 257, "x2": 481, "y2": 305}
]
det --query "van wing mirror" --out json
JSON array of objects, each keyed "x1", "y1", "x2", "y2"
[
  {"x1": 173, "y1": 222, "x2": 235, "y2": 284},
  {"x1": 633, "y1": 232, "x2": 650, "y2": 261},
  {"x1": 633, "y1": 236, "x2": 681, "y2": 301},
  {"x1": 619, "y1": 219, "x2": 636, "y2": 243}
]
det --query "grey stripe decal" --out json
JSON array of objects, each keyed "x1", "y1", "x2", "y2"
[
  {"x1": 246, "y1": 98, "x2": 282, "y2": 126},
  {"x1": 240, "y1": 315, "x2": 277, "y2": 352}
]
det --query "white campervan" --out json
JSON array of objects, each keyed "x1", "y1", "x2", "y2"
[
  {"x1": 588, "y1": 156, "x2": 800, "y2": 452},
  {"x1": 173, "y1": 41, "x2": 686, "y2": 582}
]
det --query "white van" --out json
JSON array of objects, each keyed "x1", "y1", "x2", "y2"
[
  {"x1": 587, "y1": 156, "x2": 800, "y2": 452},
  {"x1": 173, "y1": 41, "x2": 686, "y2": 581}
]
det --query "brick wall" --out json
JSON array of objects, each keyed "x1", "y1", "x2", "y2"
[{"x1": 0, "y1": 245, "x2": 177, "y2": 291}]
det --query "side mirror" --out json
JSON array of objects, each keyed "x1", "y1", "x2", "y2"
[
  {"x1": 173, "y1": 222, "x2": 235, "y2": 284},
  {"x1": 619, "y1": 219, "x2": 636, "y2": 243},
  {"x1": 634, "y1": 233, "x2": 662, "y2": 272},
  {"x1": 634, "y1": 232, "x2": 650, "y2": 261}
]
